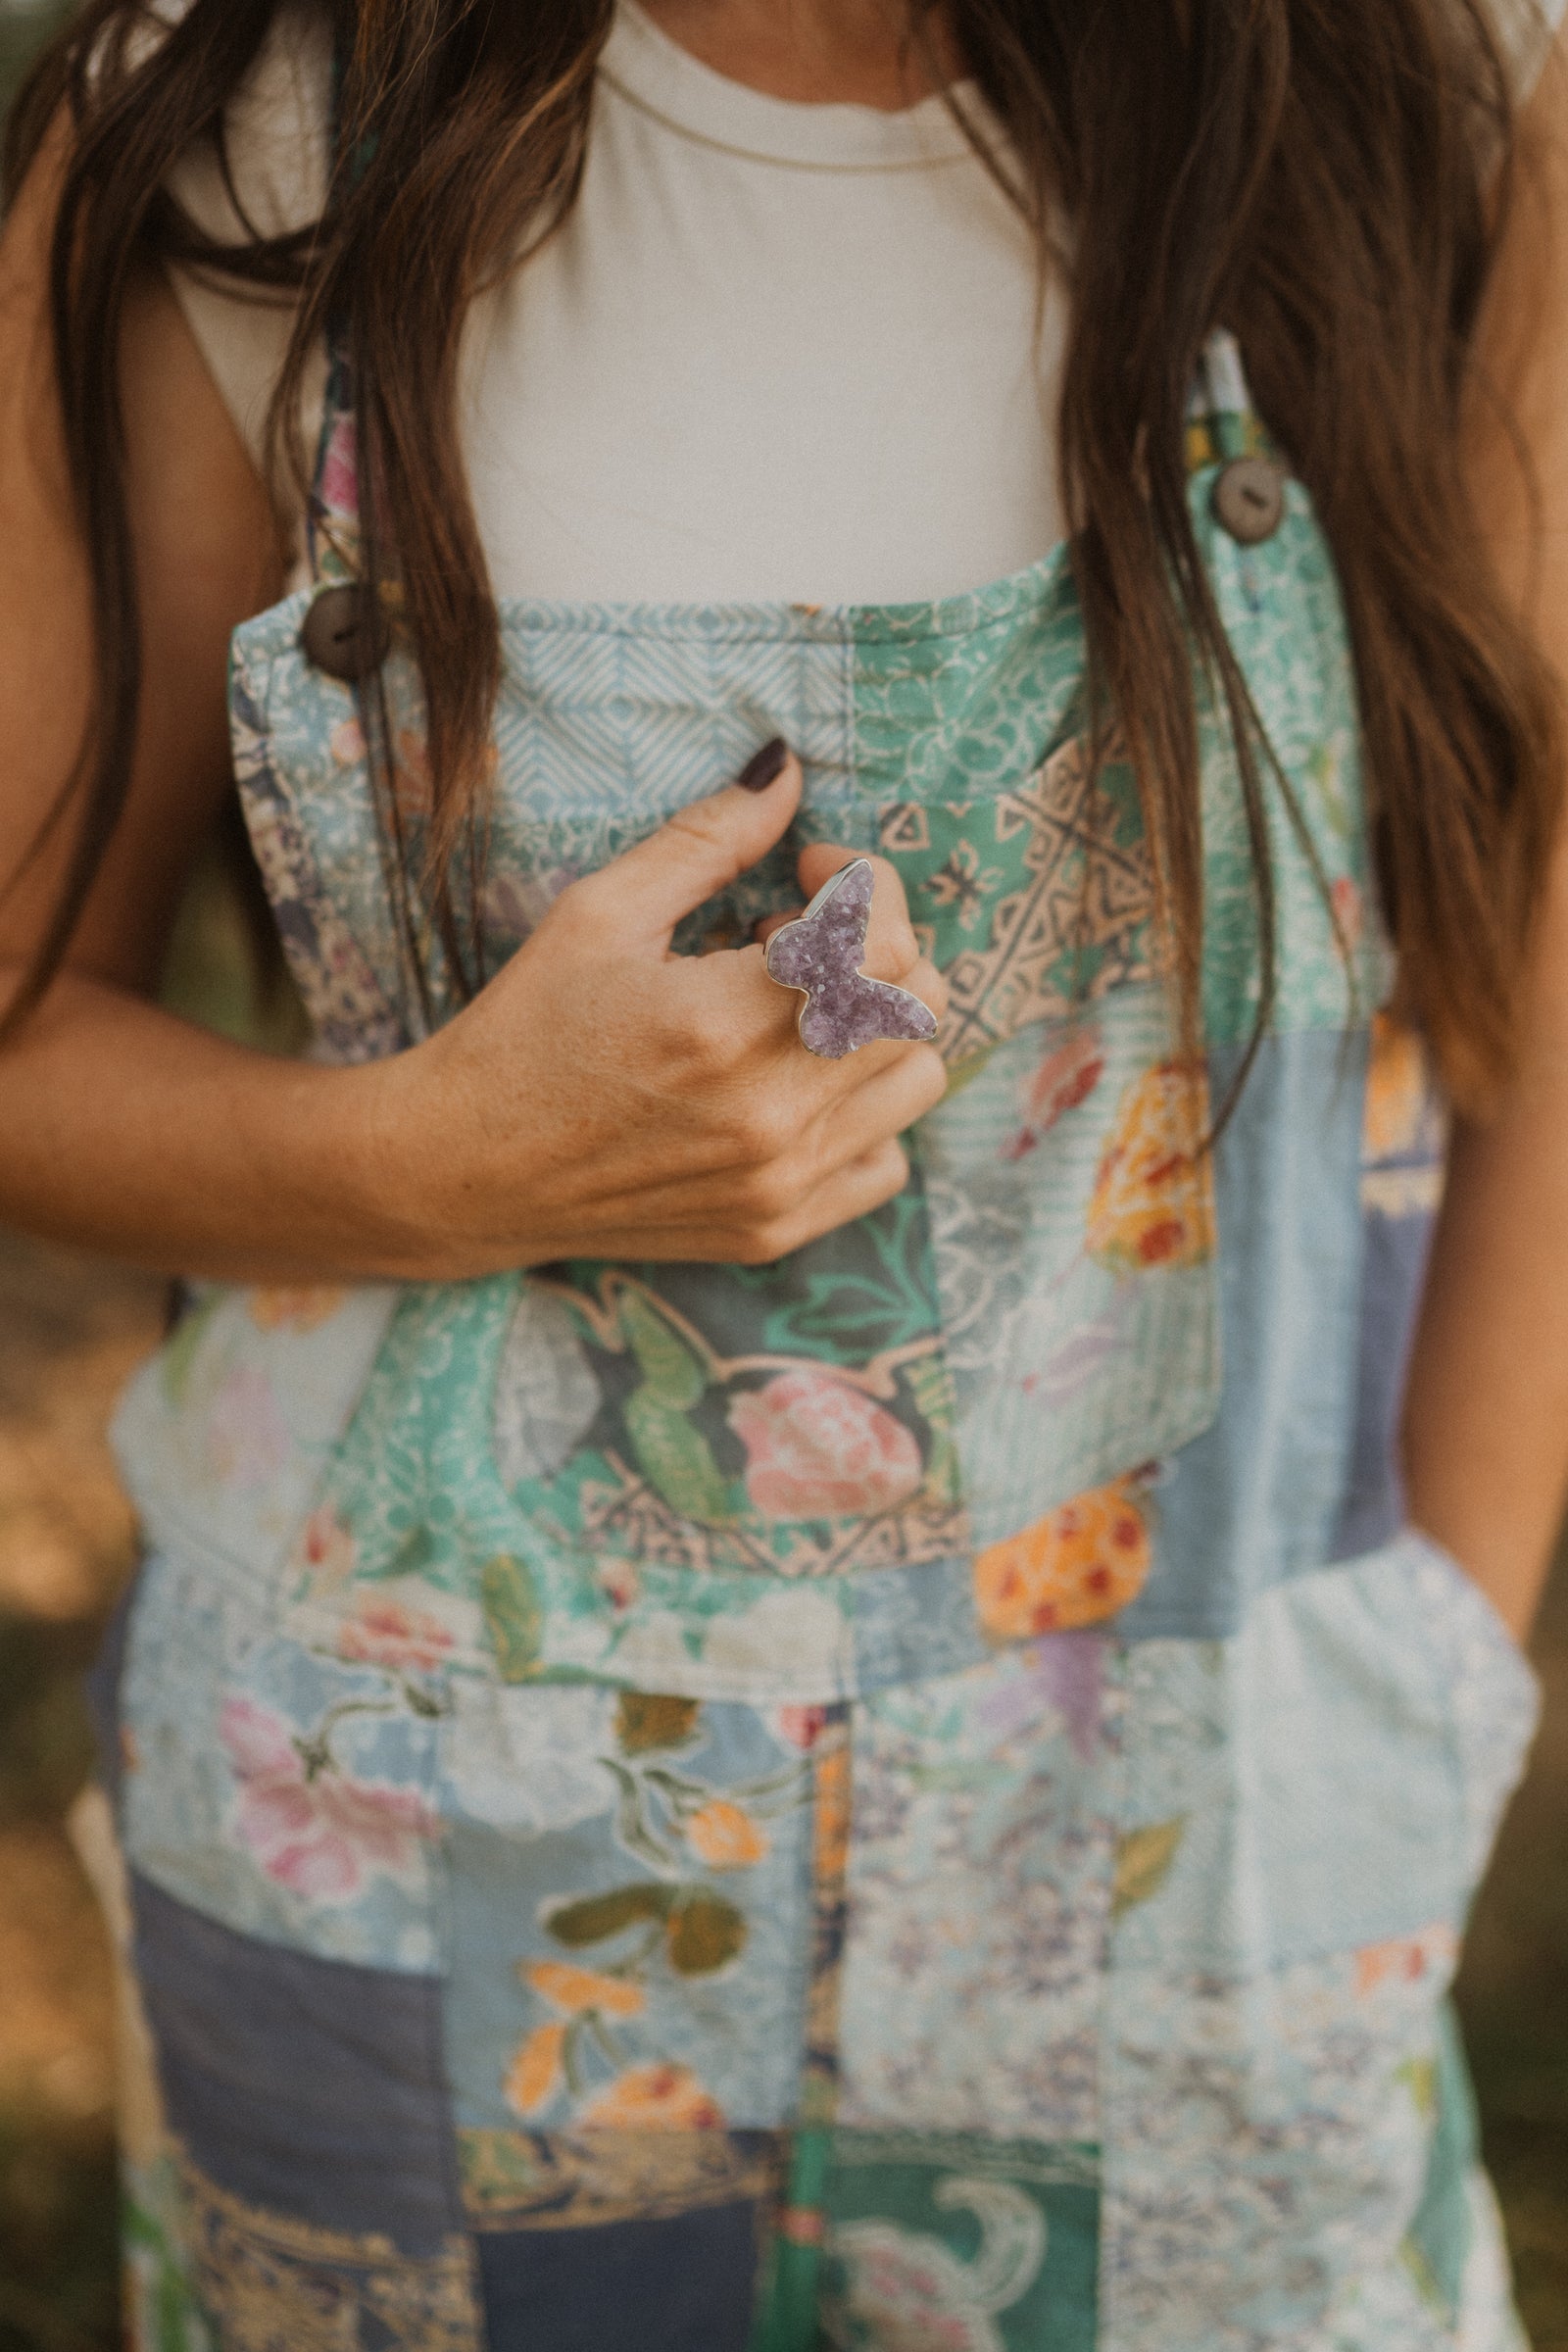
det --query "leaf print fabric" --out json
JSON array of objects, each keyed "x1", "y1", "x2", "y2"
[
  {"x1": 479, "y1": 1553, "x2": 544, "y2": 1684},
  {"x1": 1109, "y1": 1819, "x2": 1185, "y2": 1919},
  {"x1": 441, "y1": 1687, "x2": 817, "y2": 2147}
]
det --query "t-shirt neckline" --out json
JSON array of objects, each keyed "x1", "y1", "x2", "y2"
[{"x1": 598, "y1": 0, "x2": 983, "y2": 171}]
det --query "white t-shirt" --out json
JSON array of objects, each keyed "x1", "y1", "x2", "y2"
[
  {"x1": 169, "y1": 0, "x2": 1563, "y2": 609},
  {"x1": 170, "y1": 2, "x2": 1061, "y2": 605}
]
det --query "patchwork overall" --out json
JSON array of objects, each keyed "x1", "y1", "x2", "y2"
[{"x1": 103, "y1": 336, "x2": 1539, "y2": 2351}]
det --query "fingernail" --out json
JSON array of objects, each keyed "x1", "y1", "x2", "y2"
[{"x1": 737, "y1": 736, "x2": 789, "y2": 793}]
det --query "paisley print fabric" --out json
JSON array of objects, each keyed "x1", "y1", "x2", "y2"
[{"x1": 102, "y1": 338, "x2": 1541, "y2": 2347}]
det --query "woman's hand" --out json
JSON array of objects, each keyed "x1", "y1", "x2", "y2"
[
  {"x1": 385, "y1": 748, "x2": 949, "y2": 1273},
  {"x1": 0, "y1": 133, "x2": 945, "y2": 1285}
]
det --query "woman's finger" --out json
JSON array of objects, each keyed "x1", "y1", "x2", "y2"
[
  {"x1": 706, "y1": 1137, "x2": 912, "y2": 1261},
  {"x1": 791, "y1": 1041, "x2": 949, "y2": 1175}
]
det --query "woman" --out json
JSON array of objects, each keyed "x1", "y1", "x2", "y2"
[{"x1": 2, "y1": 0, "x2": 1567, "y2": 2343}]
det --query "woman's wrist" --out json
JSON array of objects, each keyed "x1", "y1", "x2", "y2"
[{"x1": 341, "y1": 1020, "x2": 552, "y2": 1285}]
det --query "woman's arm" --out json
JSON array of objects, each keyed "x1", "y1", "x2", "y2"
[
  {"x1": 1401, "y1": 24, "x2": 1568, "y2": 1642},
  {"x1": 0, "y1": 127, "x2": 947, "y2": 1284}
]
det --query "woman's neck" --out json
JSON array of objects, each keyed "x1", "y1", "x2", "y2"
[{"x1": 633, "y1": 0, "x2": 966, "y2": 108}]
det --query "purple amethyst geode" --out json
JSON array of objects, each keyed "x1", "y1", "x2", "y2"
[{"x1": 763, "y1": 858, "x2": 940, "y2": 1058}]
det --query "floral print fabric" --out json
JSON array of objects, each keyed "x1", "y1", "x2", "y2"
[
  {"x1": 106, "y1": 340, "x2": 1540, "y2": 2347},
  {"x1": 115, "y1": 1533, "x2": 1536, "y2": 2349}
]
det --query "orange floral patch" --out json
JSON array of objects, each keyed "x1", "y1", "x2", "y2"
[
  {"x1": 1354, "y1": 1923, "x2": 1456, "y2": 1996},
  {"x1": 248, "y1": 1286, "x2": 349, "y2": 1334},
  {"x1": 1363, "y1": 1009, "x2": 1430, "y2": 1163},
  {"x1": 523, "y1": 1962, "x2": 646, "y2": 2019},
  {"x1": 973, "y1": 1476, "x2": 1152, "y2": 1640},
  {"x1": 578, "y1": 2064, "x2": 724, "y2": 2131},
  {"x1": 685, "y1": 1800, "x2": 769, "y2": 1871},
  {"x1": 1085, "y1": 1059, "x2": 1214, "y2": 1275},
  {"x1": 503, "y1": 2023, "x2": 567, "y2": 2117}
]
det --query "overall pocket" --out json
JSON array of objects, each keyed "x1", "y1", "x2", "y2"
[
  {"x1": 1099, "y1": 1528, "x2": 1540, "y2": 2352},
  {"x1": 878, "y1": 730, "x2": 1221, "y2": 1556}
]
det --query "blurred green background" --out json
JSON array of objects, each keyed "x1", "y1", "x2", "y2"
[
  {"x1": 0, "y1": 2, "x2": 1565, "y2": 2347},
  {"x1": 0, "y1": 0, "x2": 59, "y2": 107}
]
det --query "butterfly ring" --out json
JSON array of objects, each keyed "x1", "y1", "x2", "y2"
[{"x1": 763, "y1": 858, "x2": 939, "y2": 1059}]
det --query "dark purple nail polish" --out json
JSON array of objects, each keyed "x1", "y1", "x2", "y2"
[{"x1": 737, "y1": 737, "x2": 789, "y2": 793}]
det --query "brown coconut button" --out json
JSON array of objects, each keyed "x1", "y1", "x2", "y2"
[
  {"x1": 300, "y1": 582, "x2": 390, "y2": 681},
  {"x1": 1211, "y1": 455, "x2": 1286, "y2": 546}
]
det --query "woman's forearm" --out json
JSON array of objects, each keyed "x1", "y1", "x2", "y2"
[
  {"x1": 0, "y1": 969, "x2": 423, "y2": 1284},
  {"x1": 1407, "y1": 35, "x2": 1568, "y2": 1642},
  {"x1": 0, "y1": 789, "x2": 952, "y2": 1289},
  {"x1": 1401, "y1": 842, "x2": 1568, "y2": 1640},
  {"x1": 1403, "y1": 1103, "x2": 1568, "y2": 1640}
]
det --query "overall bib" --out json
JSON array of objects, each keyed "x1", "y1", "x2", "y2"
[{"x1": 103, "y1": 336, "x2": 1539, "y2": 2352}]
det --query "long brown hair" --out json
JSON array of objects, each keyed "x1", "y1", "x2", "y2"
[{"x1": 4, "y1": 0, "x2": 1560, "y2": 1099}]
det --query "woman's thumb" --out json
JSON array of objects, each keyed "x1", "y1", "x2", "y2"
[{"x1": 586, "y1": 740, "x2": 802, "y2": 949}]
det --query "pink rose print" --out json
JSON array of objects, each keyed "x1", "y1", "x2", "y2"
[
  {"x1": 336, "y1": 1596, "x2": 455, "y2": 1674},
  {"x1": 773, "y1": 1704, "x2": 830, "y2": 1751},
  {"x1": 1330, "y1": 874, "x2": 1363, "y2": 950},
  {"x1": 318, "y1": 412, "x2": 360, "y2": 520},
  {"x1": 728, "y1": 1369, "x2": 923, "y2": 1519},
  {"x1": 207, "y1": 1367, "x2": 289, "y2": 1491},
  {"x1": 330, "y1": 716, "x2": 367, "y2": 767},
  {"x1": 219, "y1": 1695, "x2": 438, "y2": 1901},
  {"x1": 296, "y1": 1504, "x2": 357, "y2": 1592},
  {"x1": 1004, "y1": 1025, "x2": 1105, "y2": 1160},
  {"x1": 597, "y1": 1558, "x2": 640, "y2": 1614}
]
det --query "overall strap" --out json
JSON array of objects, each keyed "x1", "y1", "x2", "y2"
[
  {"x1": 296, "y1": 45, "x2": 393, "y2": 684},
  {"x1": 1188, "y1": 328, "x2": 1288, "y2": 547},
  {"x1": 304, "y1": 24, "x2": 364, "y2": 588},
  {"x1": 304, "y1": 344, "x2": 360, "y2": 588}
]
